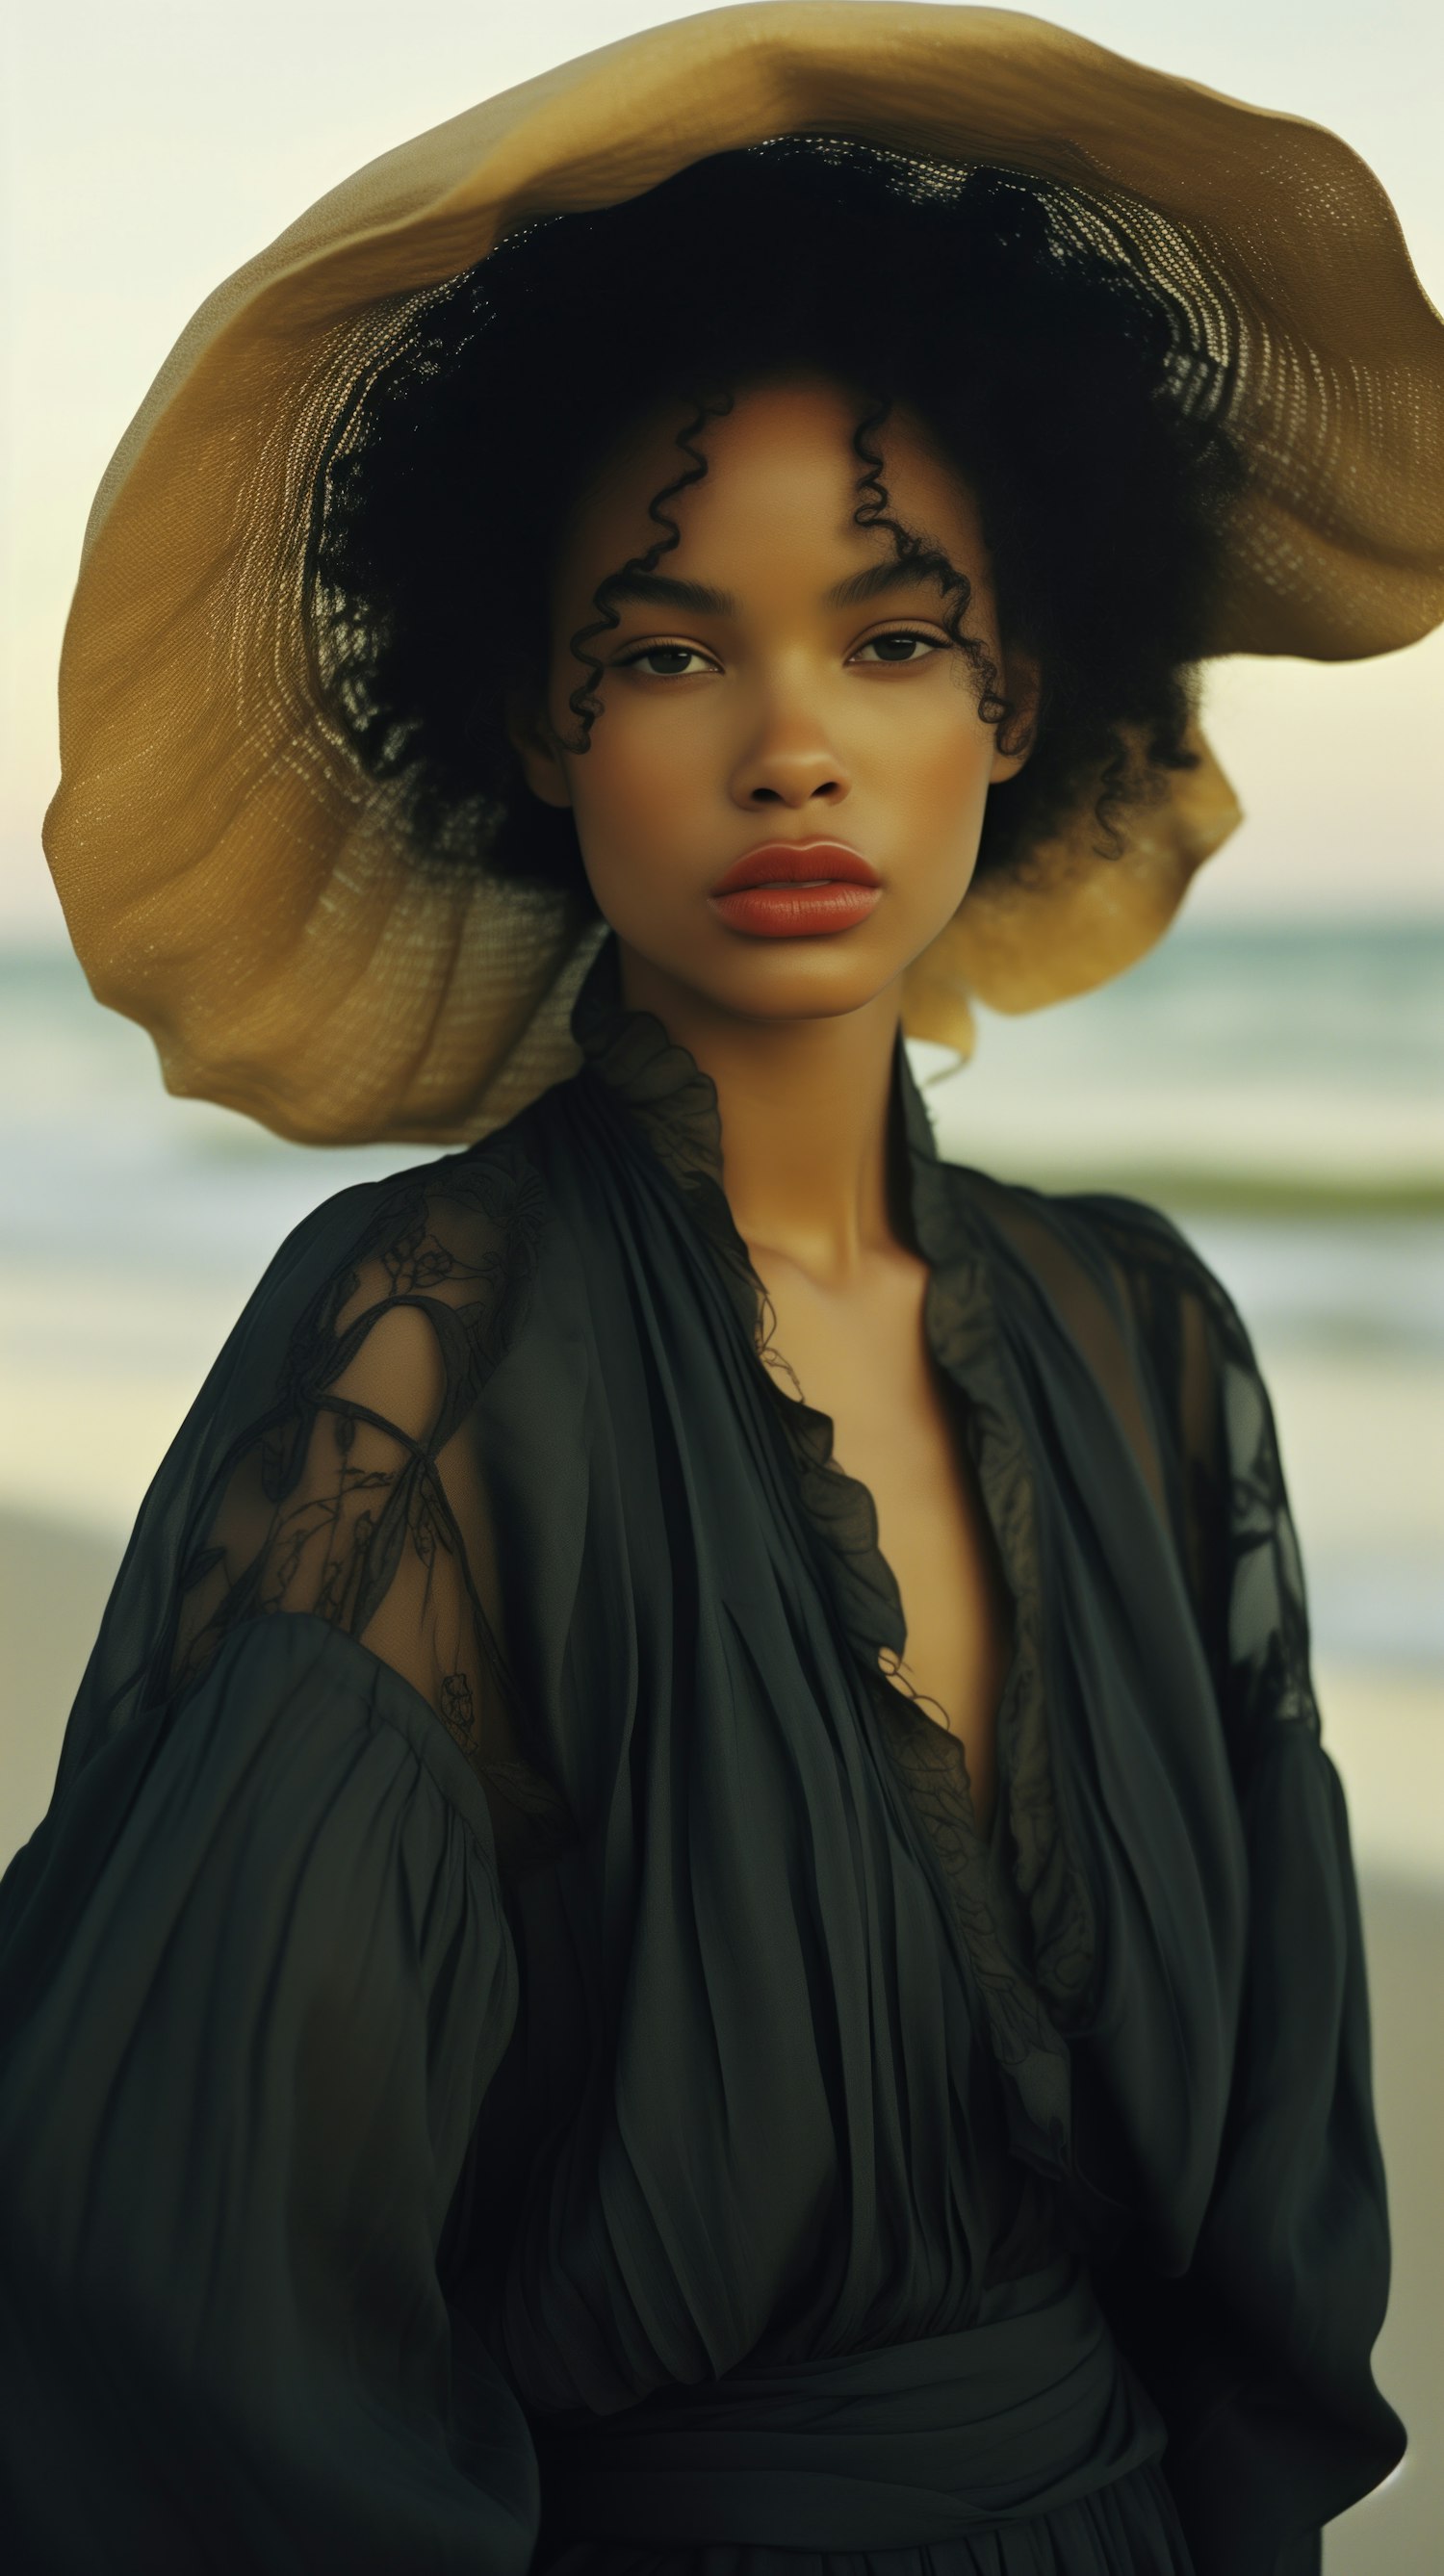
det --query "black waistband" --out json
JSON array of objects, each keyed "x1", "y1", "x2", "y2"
[{"x1": 530, "y1": 2258, "x2": 1167, "y2": 2549}]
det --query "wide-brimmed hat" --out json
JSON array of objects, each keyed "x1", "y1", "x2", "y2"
[{"x1": 42, "y1": 2, "x2": 1444, "y2": 1145}]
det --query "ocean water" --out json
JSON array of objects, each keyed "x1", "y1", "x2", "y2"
[
  {"x1": 4, "y1": 919, "x2": 1439, "y2": 1300},
  {"x1": 2, "y1": 922, "x2": 1441, "y2": 1668}
]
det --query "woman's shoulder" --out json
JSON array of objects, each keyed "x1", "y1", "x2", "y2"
[
  {"x1": 89, "y1": 1121, "x2": 570, "y2": 1849},
  {"x1": 215, "y1": 1127, "x2": 554, "y2": 1392},
  {"x1": 944, "y1": 1157, "x2": 1255, "y2": 1371},
  {"x1": 258, "y1": 1125, "x2": 547, "y2": 1282},
  {"x1": 938, "y1": 1164, "x2": 1280, "y2": 1574},
  {"x1": 131, "y1": 1125, "x2": 556, "y2": 1651}
]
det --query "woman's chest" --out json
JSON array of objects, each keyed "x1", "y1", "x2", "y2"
[{"x1": 752, "y1": 1243, "x2": 1013, "y2": 1835}]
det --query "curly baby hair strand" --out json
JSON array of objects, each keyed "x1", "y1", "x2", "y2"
[
  {"x1": 846, "y1": 393, "x2": 1020, "y2": 753},
  {"x1": 560, "y1": 391, "x2": 737, "y2": 752}
]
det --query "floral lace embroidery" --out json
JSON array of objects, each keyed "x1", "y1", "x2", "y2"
[
  {"x1": 1074, "y1": 1194, "x2": 1322, "y2": 1754},
  {"x1": 167, "y1": 1142, "x2": 578, "y2": 1878}
]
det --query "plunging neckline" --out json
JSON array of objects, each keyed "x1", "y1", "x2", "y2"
[
  {"x1": 757, "y1": 1301, "x2": 1012, "y2": 1843},
  {"x1": 562, "y1": 933, "x2": 1030, "y2": 1868}
]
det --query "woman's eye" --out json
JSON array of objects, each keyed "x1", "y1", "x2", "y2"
[
  {"x1": 618, "y1": 643, "x2": 715, "y2": 678},
  {"x1": 853, "y1": 630, "x2": 945, "y2": 665}
]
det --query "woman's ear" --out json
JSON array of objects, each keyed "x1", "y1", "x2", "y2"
[
  {"x1": 988, "y1": 647, "x2": 1043, "y2": 786},
  {"x1": 504, "y1": 690, "x2": 574, "y2": 811}
]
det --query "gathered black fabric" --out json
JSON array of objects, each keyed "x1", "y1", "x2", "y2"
[{"x1": 0, "y1": 934, "x2": 1403, "y2": 2574}]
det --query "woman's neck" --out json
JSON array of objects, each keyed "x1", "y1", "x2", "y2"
[{"x1": 615, "y1": 940, "x2": 908, "y2": 1287}]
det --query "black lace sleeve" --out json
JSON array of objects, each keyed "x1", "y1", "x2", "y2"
[
  {"x1": 1076, "y1": 1195, "x2": 1406, "y2": 2576},
  {"x1": 102, "y1": 1140, "x2": 574, "y2": 1879},
  {"x1": 0, "y1": 1142, "x2": 567, "y2": 2572},
  {"x1": 1080, "y1": 1198, "x2": 1313, "y2": 1739}
]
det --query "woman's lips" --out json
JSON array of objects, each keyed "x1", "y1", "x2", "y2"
[
  {"x1": 709, "y1": 840, "x2": 881, "y2": 940},
  {"x1": 710, "y1": 882, "x2": 882, "y2": 938}
]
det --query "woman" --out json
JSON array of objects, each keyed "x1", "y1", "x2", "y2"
[{"x1": 3, "y1": 9, "x2": 1439, "y2": 2571}]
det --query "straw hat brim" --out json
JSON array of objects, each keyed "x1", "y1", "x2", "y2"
[{"x1": 42, "y1": 3, "x2": 1444, "y2": 1144}]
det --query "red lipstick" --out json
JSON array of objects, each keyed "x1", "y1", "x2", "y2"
[{"x1": 709, "y1": 840, "x2": 882, "y2": 940}]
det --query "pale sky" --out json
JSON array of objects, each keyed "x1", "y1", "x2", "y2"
[{"x1": 3, "y1": 0, "x2": 1442, "y2": 937}]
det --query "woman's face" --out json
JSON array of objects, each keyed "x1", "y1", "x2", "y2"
[{"x1": 510, "y1": 374, "x2": 1034, "y2": 1027}]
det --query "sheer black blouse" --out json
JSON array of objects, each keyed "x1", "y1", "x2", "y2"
[{"x1": 0, "y1": 935, "x2": 1404, "y2": 2573}]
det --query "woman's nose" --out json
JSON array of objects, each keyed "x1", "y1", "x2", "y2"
[{"x1": 728, "y1": 705, "x2": 852, "y2": 811}]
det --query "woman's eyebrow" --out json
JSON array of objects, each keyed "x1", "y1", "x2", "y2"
[
  {"x1": 605, "y1": 571, "x2": 736, "y2": 614},
  {"x1": 604, "y1": 557, "x2": 948, "y2": 618},
  {"x1": 824, "y1": 557, "x2": 947, "y2": 608}
]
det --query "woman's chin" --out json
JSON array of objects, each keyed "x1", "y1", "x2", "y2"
[{"x1": 618, "y1": 927, "x2": 919, "y2": 1030}]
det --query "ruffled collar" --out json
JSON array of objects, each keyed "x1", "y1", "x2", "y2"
[
  {"x1": 565, "y1": 924, "x2": 996, "y2": 1685},
  {"x1": 568, "y1": 924, "x2": 927, "y2": 1665},
  {"x1": 565, "y1": 933, "x2": 1095, "y2": 2186},
  {"x1": 567, "y1": 928, "x2": 959, "y2": 1276}
]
